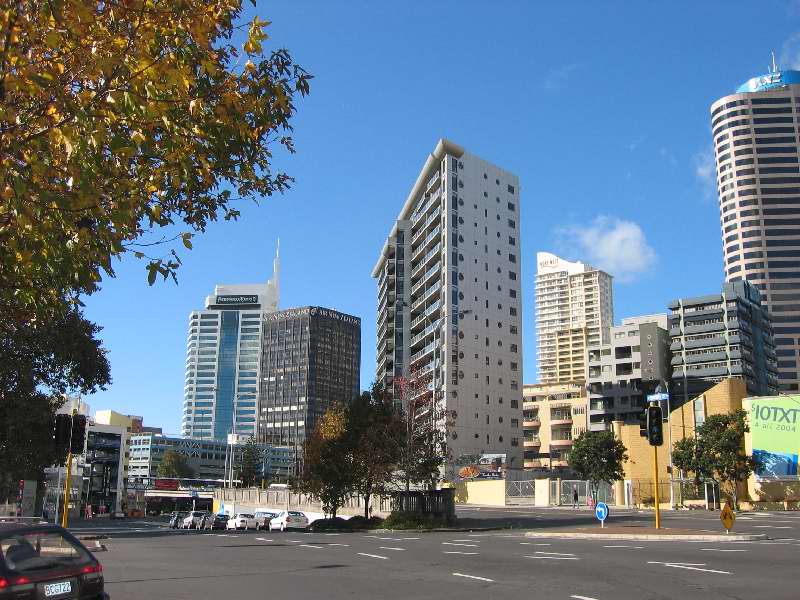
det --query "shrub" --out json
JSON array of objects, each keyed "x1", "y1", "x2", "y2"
[
  {"x1": 307, "y1": 517, "x2": 350, "y2": 531},
  {"x1": 346, "y1": 516, "x2": 384, "y2": 529},
  {"x1": 382, "y1": 511, "x2": 453, "y2": 530}
]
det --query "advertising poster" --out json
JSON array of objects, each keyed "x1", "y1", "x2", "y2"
[{"x1": 748, "y1": 396, "x2": 800, "y2": 478}]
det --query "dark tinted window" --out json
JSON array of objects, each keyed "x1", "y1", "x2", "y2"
[{"x1": 0, "y1": 530, "x2": 92, "y2": 573}]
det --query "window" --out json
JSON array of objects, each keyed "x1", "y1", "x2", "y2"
[
  {"x1": 508, "y1": 184, "x2": 515, "y2": 194},
  {"x1": 509, "y1": 236, "x2": 516, "y2": 246},
  {"x1": 508, "y1": 219, "x2": 516, "y2": 228},
  {"x1": 508, "y1": 253, "x2": 516, "y2": 263}
]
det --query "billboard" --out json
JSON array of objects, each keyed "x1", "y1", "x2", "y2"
[{"x1": 747, "y1": 396, "x2": 800, "y2": 478}]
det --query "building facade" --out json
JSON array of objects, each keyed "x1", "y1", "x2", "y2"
[
  {"x1": 182, "y1": 245, "x2": 280, "y2": 440},
  {"x1": 586, "y1": 314, "x2": 671, "y2": 431},
  {"x1": 710, "y1": 66, "x2": 800, "y2": 392},
  {"x1": 257, "y1": 307, "x2": 361, "y2": 446},
  {"x1": 373, "y1": 139, "x2": 523, "y2": 469},
  {"x1": 668, "y1": 280, "x2": 778, "y2": 401},
  {"x1": 128, "y1": 433, "x2": 294, "y2": 482},
  {"x1": 521, "y1": 382, "x2": 587, "y2": 469},
  {"x1": 535, "y1": 252, "x2": 613, "y2": 384}
]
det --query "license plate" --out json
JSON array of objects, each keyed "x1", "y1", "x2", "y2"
[{"x1": 44, "y1": 581, "x2": 72, "y2": 596}]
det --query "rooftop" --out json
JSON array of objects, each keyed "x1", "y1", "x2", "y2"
[{"x1": 736, "y1": 69, "x2": 800, "y2": 93}]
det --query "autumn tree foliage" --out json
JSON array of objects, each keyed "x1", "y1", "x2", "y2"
[{"x1": 0, "y1": 0, "x2": 311, "y2": 322}]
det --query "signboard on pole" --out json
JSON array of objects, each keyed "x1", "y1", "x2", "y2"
[
  {"x1": 720, "y1": 502, "x2": 735, "y2": 532},
  {"x1": 595, "y1": 502, "x2": 609, "y2": 528}
]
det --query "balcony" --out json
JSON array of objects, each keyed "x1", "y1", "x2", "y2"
[
  {"x1": 523, "y1": 419, "x2": 540, "y2": 428},
  {"x1": 411, "y1": 190, "x2": 440, "y2": 227},
  {"x1": 411, "y1": 226, "x2": 441, "y2": 262},
  {"x1": 523, "y1": 439, "x2": 541, "y2": 448},
  {"x1": 411, "y1": 263, "x2": 440, "y2": 297},
  {"x1": 550, "y1": 416, "x2": 573, "y2": 426},
  {"x1": 412, "y1": 207, "x2": 441, "y2": 244},
  {"x1": 410, "y1": 320, "x2": 440, "y2": 349},
  {"x1": 410, "y1": 342, "x2": 435, "y2": 366},
  {"x1": 550, "y1": 438, "x2": 573, "y2": 447},
  {"x1": 411, "y1": 280, "x2": 441, "y2": 312},
  {"x1": 411, "y1": 243, "x2": 441, "y2": 278},
  {"x1": 410, "y1": 300, "x2": 441, "y2": 330}
]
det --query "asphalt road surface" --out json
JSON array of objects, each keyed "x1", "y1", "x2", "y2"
[{"x1": 83, "y1": 509, "x2": 800, "y2": 600}]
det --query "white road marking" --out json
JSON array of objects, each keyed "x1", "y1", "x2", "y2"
[
  {"x1": 378, "y1": 547, "x2": 405, "y2": 551},
  {"x1": 400, "y1": 537, "x2": 420, "y2": 540},
  {"x1": 327, "y1": 543, "x2": 350, "y2": 547},
  {"x1": 520, "y1": 542, "x2": 551, "y2": 546},
  {"x1": 254, "y1": 537, "x2": 272, "y2": 542},
  {"x1": 526, "y1": 555, "x2": 579, "y2": 561},
  {"x1": 467, "y1": 534, "x2": 491, "y2": 537},
  {"x1": 648, "y1": 561, "x2": 731, "y2": 575},
  {"x1": 357, "y1": 552, "x2": 388, "y2": 560},
  {"x1": 753, "y1": 525, "x2": 792, "y2": 529},
  {"x1": 444, "y1": 551, "x2": 479, "y2": 555},
  {"x1": 534, "y1": 551, "x2": 575, "y2": 556},
  {"x1": 453, "y1": 572, "x2": 494, "y2": 583},
  {"x1": 325, "y1": 533, "x2": 340, "y2": 536},
  {"x1": 452, "y1": 539, "x2": 476, "y2": 542},
  {"x1": 700, "y1": 548, "x2": 746, "y2": 552},
  {"x1": 442, "y1": 542, "x2": 478, "y2": 547},
  {"x1": 287, "y1": 540, "x2": 304, "y2": 543},
  {"x1": 299, "y1": 544, "x2": 323, "y2": 549},
  {"x1": 571, "y1": 596, "x2": 600, "y2": 600},
  {"x1": 603, "y1": 545, "x2": 644, "y2": 549}
]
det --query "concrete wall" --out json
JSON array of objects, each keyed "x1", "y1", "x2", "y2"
[
  {"x1": 453, "y1": 479, "x2": 507, "y2": 506},
  {"x1": 212, "y1": 488, "x2": 392, "y2": 519}
]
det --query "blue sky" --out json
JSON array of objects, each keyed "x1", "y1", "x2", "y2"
[{"x1": 83, "y1": 1, "x2": 800, "y2": 434}]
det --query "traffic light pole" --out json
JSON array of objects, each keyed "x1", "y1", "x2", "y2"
[
  {"x1": 61, "y1": 409, "x2": 76, "y2": 528},
  {"x1": 653, "y1": 444, "x2": 661, "y2": 530}
]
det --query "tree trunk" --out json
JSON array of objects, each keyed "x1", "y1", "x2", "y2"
[{"x1": 364, "y1": 493, "x2": 370, "y2": 519}]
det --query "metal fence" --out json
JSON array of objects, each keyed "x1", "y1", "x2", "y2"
[
  {"x1": 391, "y1": 489, "x2": 455, "y2": 519},
  {"x1": 505, "y1": 480, "x2": 535, "y2": 504},
  {"x1": 554, "y1": 480, "x2": 615, "y2": 506}
]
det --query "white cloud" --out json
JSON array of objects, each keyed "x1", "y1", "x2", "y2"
[
  {"x1": 543, "y1": 64, "x2": 578, "y2": 91},
  {"x1": 693, "y1": 145, "x2": 715, "y2": 198},
  {"x1": 781, "y1": 33, "x2": 800, "y2": 69},
  {"x1": 556, "y1": 216, "x2": 657, "y2": 283}
]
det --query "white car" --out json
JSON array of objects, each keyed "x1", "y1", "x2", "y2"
[
  {"x1": 182, "y1": 511, "x2": 207, "y2": 529},
  {"x1": 227, "y1": 513, "x2": 259, "y2": 530},
  {"x1": 269, "y1": 511, "x2": 309, "y2": 532}
]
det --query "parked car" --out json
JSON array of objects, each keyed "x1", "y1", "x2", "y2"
[
  {"x1": 203, "y1": 514, "x2": 229, "y2": 531},
  {"x1": 169, "y1": 512, "x2": 187, "y2": 529},
  {"x1": 110, "y1": 511, "x2": 126, "y2": 520},
  {"x1": 269, "y1": 511, "x2": 309, "y2": 532},
  {"x1": 0, "y1": 522, "x2": 108, "y2": 599},
  {"x1": 254, "y1": 511, "x2": 279, "y2": 531},
  {"x1": 226, "y1": 513, "x2": 259, "y2": 530},
  {"x1": 182, "y1": 511, "x2": 208, "y2": 529}
]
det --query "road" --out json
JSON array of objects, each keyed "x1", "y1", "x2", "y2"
[{"x1": 80, "y1": 508, "x2": 800, "y2": 599}]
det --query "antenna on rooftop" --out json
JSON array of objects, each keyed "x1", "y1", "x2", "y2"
[{"x1": 770, "y1": 50, "x2": 779, "y2": 74}]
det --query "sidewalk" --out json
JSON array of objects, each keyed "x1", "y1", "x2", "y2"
[{"x1": 523, "y1": 525, "x2": 766, "y2": 542}]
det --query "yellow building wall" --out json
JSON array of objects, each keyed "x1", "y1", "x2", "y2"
[{"x1": 453, "y1": 479, "x2": 506, "y2": 506}]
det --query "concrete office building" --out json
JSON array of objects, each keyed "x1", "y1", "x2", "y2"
[
  {"x1": 181, "y1": 245, "x2": 280, "y2": 440},
  {"x1": 128, "y1": 433, "x2": 294, "y2": 482},
  {"x1": 373, "y1": 139, "x2": 523, "y2": 469},
  {"x1": 586, "y1": 314, "x2": 671, "y2": 431},
  {"x1": 535, "y1": 252, "x2": 613, "y2": 383},
  {"x1": 522, "y1": 382, "x2": 588, "y2": 469},
  {"x1": 668, "y1": 280, "x2": 778, "y2": 400},
  {"x1": 257, "y1": 307, "x2": 360, "y2": 446},
  {"x1": 710, "y1": 63, "x2": 800, "y2": 392}
]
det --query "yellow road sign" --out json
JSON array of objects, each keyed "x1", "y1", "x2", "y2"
[{"x1": 720, "y1": 502, "x2": 735, "y2": 531}]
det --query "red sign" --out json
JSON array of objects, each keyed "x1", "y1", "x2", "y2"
[{"x1": 153, "y1": 479, "x2": 179, "y2": 491}]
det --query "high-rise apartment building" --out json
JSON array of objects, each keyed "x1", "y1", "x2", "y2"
[
  {"x1": 668, "y1": 280, "x2": 778, "y2": 400},
  {"x1": 586, "y1": 314, "x2": 671, "y2": 431},
  {"x1": 182, "y1": 245, "x2": 280, "y2": 440},
  {"x1": 535, "y1": 252, "x2": 614, "y2": 383},
  {"x1": 710, "y1": 64, "x2": 800, "y2": 392},
  {"x1": 257, "y1": 306, "x2": 360, "y2": 446},
  {"x1": 522, "y1": 382, "x2": 587, "y2": 469},
  {"x1": 373, "y1": 139, "x2": 523, "y2": 469}
]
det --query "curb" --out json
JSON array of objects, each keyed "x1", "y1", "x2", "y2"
[
  {"x1": 88, "y1": 540, "x2": 107, "y2": 552},
  {"x1": 524, "y1": 531, "x2": 768, "y2": 542}
]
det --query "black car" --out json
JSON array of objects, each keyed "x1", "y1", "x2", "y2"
[
  {"x1": 202, "y1": 514, "x2": 228, "y2": 531},
  {"x1": 0, "y1": 521, "x2": 107, "y2": 599}
]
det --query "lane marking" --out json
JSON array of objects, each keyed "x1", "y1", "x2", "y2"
[
  {"x1": 378, "y1": 547, "x2": 405, "y2": 551},
  {"x1": 571, "y1": 596, "x2": 600, "y2": 600},
  {"x1": 452, "y1": 539, "x2": 476, "y2": 542},
  {"x1": 299, "y1": 544, "x2": 324, "y2": 549},
  {"x1": 520, "y1": 542, "x2": 550, "y2": 546},
  {"x1": 364, "y1": 536, "x2": 396, "y2": 540},
  {"x1": 753, "y1": 525, "x2": 792, "y2": 529},
  {"x1": 254, "y1": 538, "x2": 273, "y2": 542},
  {"x1": 535, "y1": 551, "x2": 575, "y2": 556},
  {"x1": 327, "y1": 543, "x2": 350, "y2": 547},
  {"x1": 400, "y1": 537, "x2": 420, "y2": 540},
  {"x1": 444, "y1": 551, "x2": 479, "y2": 555},
  {"x1": 603, "y1": 545, "x2": 644, "y2": 549},
  {"x1": 357, "y1": 552, "x2": 388, "y2": 560},
  {"x1": 648, "y1": 561, "x2": 731, "y2": 575},
  {"x1": 325, "y1": 533, "x2": 340, "y2": 536},
  {"x1": 700, "y1": 548, "x2": 746, "y2": 553},
  {"x1": 287, "y1": 540, "x2": 304, "y2": 543},
  {"x1": 442, "y1": 542, "x2": 478, "y2": 547},
  {"x1": 526, "y1": 555, "x2": 579, "y2": 561},
  {"x1": 453, "y1": 572, "x2": 494, "y2": 583}
]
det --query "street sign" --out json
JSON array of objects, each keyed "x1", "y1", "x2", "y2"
[
  {"x1": 720, "y1": 502, "x2": 735, "y2": 532},
  {"x1": 647, "y1": 393, "x2": 669, "y2": 401},
  {"x1": 595, "y1": 502, "x2": 609, "y2": 528}
]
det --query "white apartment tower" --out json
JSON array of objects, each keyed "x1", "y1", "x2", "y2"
[
  {"x1": 373, "y1": 139, "x2": 523, "y2": 471},
  {"x1": 181, "y1": 244, "x2": 280, "y2": 440},
  {"x1": 535, "y1": 252, "x2": 613, "y2": 383}
]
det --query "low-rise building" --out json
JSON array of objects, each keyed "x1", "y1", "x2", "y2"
[
  {"x1": 522, "y1": 382, "x2": 588, "y2": 470},
  {"x1": 586, "y1": 314, "x2": 671, "y2": 431}
]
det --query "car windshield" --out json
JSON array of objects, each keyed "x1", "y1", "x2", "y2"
[
  {"x1": 289, "y1": 512, "x2": 304, "y2": 517},
  {"x1": 240, "y1": 514, "x2": 253, "y2": 518},
  {"x1": 0, "y1": 530, "x2": 92, "y2": 574}
]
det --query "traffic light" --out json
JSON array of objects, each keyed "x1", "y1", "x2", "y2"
[
  {"x1": 53, "y1": 414, "x2": 72, "y2": 455},
  {"x1": 637, "y1": 410, "x2": 647, "y2": 438},
  {"x1": 646, "y1": 404, "x2": 663, "y2": 446},
  {"x1": 70, "y1": 415, "x2": 88, "y2": 454}
]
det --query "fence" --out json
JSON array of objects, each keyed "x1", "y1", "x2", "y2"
[
  {"x1": 214, "y1": 488, "x2": 393, "y2": 518},
  {"x1": 626, "y1": 479, "x2": 720, "y2": 509},
  {"x1": 505, "y1": 480, "x2": 535, "y2": 505},
  {"x1": 552, "y1": 480, "x2": 615, "y2": 506},
  {"x1": 391, "y1": 489, "x2": 455, "y2": 520}
]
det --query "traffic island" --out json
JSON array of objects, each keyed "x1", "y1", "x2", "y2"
[{"x1": 523, "y1": 526, "x2": 767, "y2": 542}]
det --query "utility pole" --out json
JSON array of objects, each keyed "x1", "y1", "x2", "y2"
[
  {"x1": 61, "y1": 409, "x2": 76, "y2": 528},
  {"x1": 646, "y1": 402, "x2": 664, "y2": 530}
]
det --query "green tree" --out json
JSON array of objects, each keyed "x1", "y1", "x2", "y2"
[
  {"x1": 238, "y1": 437, "x2": 262, "y2": 487},
  {"x1": 568, "y1": 430, "x2": 628, "y2": 500},
  {"x1": 0, "y1": 307, "x2": 110, "y2": 498},
  {"x1": 0, "y1": 1, "x2": 311, "y2": 324},
  {"x1": 296, "y1": 405, "x2": 354, "y2": 518},
  {"x1": 672, "y1": 410, "x2": 756, "y2": 509},
  {"x1": 157, "y1": 450, "x2": 194, "y2": 479},
  {"x1": 347, "y1": 386, "x2": 405, "y2": 518}
]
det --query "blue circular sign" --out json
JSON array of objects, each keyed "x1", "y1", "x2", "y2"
[{"x1": 595, "y1": 502, "x2": 609, "y2": 522}]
